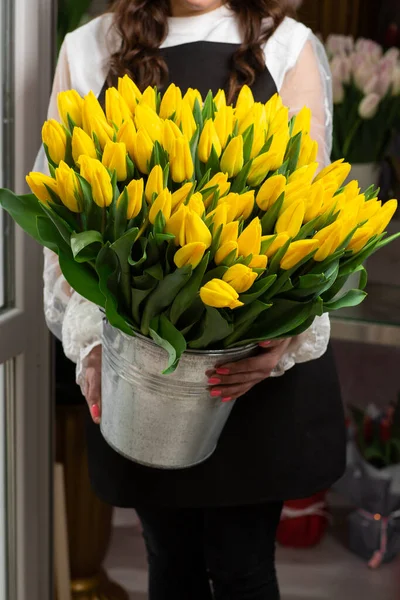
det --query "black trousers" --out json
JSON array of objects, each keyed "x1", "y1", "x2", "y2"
[{"x1": 136, "y1": 502, "x2": 283, "y2": 600}]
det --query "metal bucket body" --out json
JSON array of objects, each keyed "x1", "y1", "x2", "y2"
[{"x1": 101, "y1": 321, "x2": 257, "y2": 469}]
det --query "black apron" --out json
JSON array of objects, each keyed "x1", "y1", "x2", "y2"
[{"x1": 87, "y1": 41, "x2": 346, "y2": 508}]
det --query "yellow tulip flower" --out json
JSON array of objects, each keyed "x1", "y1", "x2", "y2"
[
  {"x1": 116, "y1": 119, "x2": 137, "y2": 160},
  {"x1": 201, "y1": 172, "x2": 231, "y2": 207},
  {"x1": 162, "y1": 119, "x2": 182, "y2": 157},
  {"x1": 200, "y1": 279, "x2": 243, "y2": 309},
  {"x1": 237, "y1": 217, "x2": 262, "y2": 257},
  {"x1": 105, "y1": 88, "x2": 132, "y2": 129},
  {"x1": 297, "y1": 134, "x2": 319, "y2": 169},
  {"x1": 26, "y1": 172, "x2": 58, "y2": 205},
  {"x1": 215, "y1": 241, "x2": 238, "y2": 265},
  {"x1": 149, "y1": 188, "x2": 172, "y2": 224},
  {"x1": 313, "y1": 222, "x2": 342, "y2": 261},
  {"x1": 79, "y1": 156, "x2": 113, "y2": 207},
  {"x1": 342, "y1": 179, "x2": 361, "y2": 201},
  {"x1": 159, "y1": 83, "x2": 182, "y2": 120},
  {"x1": 57, "y1": 90, "x2": 83, "y2": 128},
  {"x1": 187, "y1": 192, "x2": 205, "y2": 216},
  {"x1": 118, "y1": 178, "x2": 144, "y2": 219},
  {"x1": 280, "y1": 239, "x2": 319, "y2": 270},
  {"x1": 247, "y1": 151, "x2": 279, "y2": 187},
  {"x1": 86, "y1": 115, "x2": 114, "y2": 150},
  {"x1": 171, "y1": 182, "x2": 193, "y2": 211},
  {"x1": 268, "y1": 130, "x2": 290, "y2": 170},
  {"x1": 368, "y1": 199, "x2": 398, "y2": 235},
  {"x1": 303, "y1": 181, "x2": 324, "y2": 222},
  {"x1": 132, "y1": 129, "x2": 154, "y2": 174},
  {"x1": 269, "y1": 106, "x2": 289, "y2": 137},
  {"x1": 102, "y1": 141, "x2": 128, "y2": 181},
  {"x1": 264, "y1": 93, "x2": 283, "y2": 122},
  {"x1": 275, "y1": 199, "x2": 305, "y2": 238},
  {"x1": 165, "y1": 205, "x2": 188, "y2": 246},
  {"x1": 198, "y1": 119, "x2": 222, "y2": 163},
  {"x1": 249, "y1": 255, "x2": 268, "y2": 269},
  {"x1": 292, "y1": 106, "x2": 312, "y2": 137},
  {"x1": 42, "y1": 119, "x2": 67, "y2": 165},
  {"x1": 170, "y1": 137, "x2": 194, "y2": 183},
  {"x1": 216, "y1": 193, "x2": 238, "y2": 222},
  {"x1": 220, "y1": 221, "x2": 239, "y2": 246},
  {"x1": 185, "y1": 210, "x2": 212, "y2": 248},
  {"x1": 174, "y1": 242, "x2": 206, "y2": 269},
  {"x1": 281, "y1": 179, "x2": 308, "y2": 211},
  {"x1": 183, "y1": 88, "x2": 203, "y2": 110},
  {"x1": 235, "y1": 85, "x2": 255, "y2": 125},
  {"x1": 238, "y1": 103, "x2": 266, "y2": 136},
  {"x1": 220, "y1": 135, "x2": 244, "y2": 178},
  {"x1": 223, "y1": 264, "x2": 258, "y2": 294},
  {"x1": 140, "y1": 86, "x2": 157, "y2": 112},
  {"x1": 315, "y1": 159, "x2": 352, "y2": 188},
  {"x1": 262, "y1": 233, "x2": 290, "y2": 258},
  {"x1": 135, "y1": 104, "x2": 163, "y2": 143},
  {"x1": 72, "y1": 127, "x2": 97, "y2": 163},
  {"x1": 82, "y1": 91, "x2": 109, "y2": 135},
  {"x1": 358, "y1": 198, "x2": 382, "y2": 222},
  {"x1": 288, "y1": 163, "x2": 318, "y2": 186},
  {"x1": 118, "y1": 75, "x2": 142, "y2": 113},
  {"x1": 235, "y1": 191, "x2": 255, "y2": 220},
  {"x1": 179, "y1": 100, "x2": 197, "y2": 140},
  {"x1": 214, "y1": 89, "x2": 227, "y2": 111},
  {"x1": 214, "y1": 105, "x2": 235, "y2": 149},
  {"x1": 256, "y1": 175, "x2": 286, "y2": 211},
  {"x1": 55, "y1": 161, "x2": 83, "y2": 213},
  {"x1": 251, "y1": 127, "x2": 268, "y2": 160},
  {"x1": 209, "y1": 203, "x2": 229, "y2": 233},
  {"x1": 145, "y1": 165, "x2": 164, "y2": 204},
  {"x1": 347, "y1": 226, "x2": 373, "y2": 254}
]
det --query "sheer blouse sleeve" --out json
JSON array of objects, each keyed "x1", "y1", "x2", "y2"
[
  {"x1": 271, "y1": 31, "x2": 333, "y2": 376},
  {"x1": 41, "y1": 41, "x2": 103, "y2": 389}
]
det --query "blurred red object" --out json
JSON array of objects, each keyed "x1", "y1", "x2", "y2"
[{"x1": 277, "y1": 491, "x2": 329, "y2": 548}]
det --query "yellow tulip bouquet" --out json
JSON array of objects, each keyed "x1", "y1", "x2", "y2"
[{"x1": 1, "y1": 78, "x2": 399, "y2": 372}]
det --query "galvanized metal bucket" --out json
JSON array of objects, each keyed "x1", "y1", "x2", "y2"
[{"x1": 101, "y1": 321, "x2": 257, "y2": 470}]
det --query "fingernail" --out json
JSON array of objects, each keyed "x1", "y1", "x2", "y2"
[
  {"x1": 91, "y1": 404, "x2": 100, "y2": 420},
  {"x1": 216, "y1": 368, "x2": 230, "y2": 375},
  {"x1": 208, "y1": 377, "x2": 221, "y2": 385},
  {"x1": 259, "y1": 341, "x2": 271, "y2": 347},
  {"x1": 211, "y1": 390, "x2": 222, "y2": 397},
  {"x1": 222, "y1": 397, "x2": 233, "y2": 403}
]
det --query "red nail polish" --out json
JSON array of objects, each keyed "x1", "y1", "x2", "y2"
[
  {"x1": 222, "y1": 397, "x2": 233, "y2": 403},
  {"x1": 208, "y1": 377, "x2": 221, "y2": 385},
  {"x1": 211, "y1": 390, "x2": 222, "y2": 397},
  {"x1": 216, "y1": 368, "x2": 230, "y2": 375},
  {"x1": 91, "y1": 404, "x2": 100, "y2": 420},
  {"x1": 260, "y1": 341, "x2": 271, "y2": 347}
]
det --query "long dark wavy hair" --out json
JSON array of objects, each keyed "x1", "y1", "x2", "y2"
[{"x1": 108, "y1": 1, "x2": 293, "y2": 102}]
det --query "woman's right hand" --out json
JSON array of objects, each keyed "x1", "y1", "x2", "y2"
[{"x1": 84, "y1": 345, "x2": 102, "y2": 424}]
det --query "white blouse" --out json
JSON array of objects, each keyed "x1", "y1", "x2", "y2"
[{"x1": 38, "y1": 6, "x2": 333, "y2": 387}]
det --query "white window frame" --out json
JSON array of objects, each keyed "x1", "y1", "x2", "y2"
[{"x1": 0, "y1": 0, "x2": 54, "y2": 599}]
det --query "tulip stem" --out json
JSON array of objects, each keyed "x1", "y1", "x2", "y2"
[{"x1": 136, "y1": 216, "x2": 150, "y2": 243}]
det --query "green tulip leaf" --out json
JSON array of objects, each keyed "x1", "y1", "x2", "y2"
[
  {"x1": 260, "y1": 193, "x2": 285, "y2": 235},
  {"x1": 70, "y1": 230, "x2": 103, "y2": 263},
  {"x1": 267, "y1": 238, "x2": 292, "y2": 276},
  {"x1": 224, "y1": 300, "x2": 272, "y2": 347},
  {"x1": 205, "y1": 145, "x2": 221, "y2": 175},
  {"x1": 131, "y1": 284, "x2": 157, "y2": 326},
  {"x1": 110, "y1": 227, "x2": 139, "y2": 308},
  {"x1": 144, "y1": 263, "x2": 164, "y2": 281},
  {"x1": 170, "y1": 252, "x2": 210, "y2": 325},
  {"x1": 150, "y1": 314, "x2": 187, "y2": 375},
  {"x1": 230, "y1": 160, "x2": 253, "y2": 194},
  {"x1": 141, "y1": 265, "x2": 192, "y2": 335},
  {"x1": 202, "y1": 91, "x2": 215, "y2": 121},
  {"x1": 36, "y1": 215, "x2": 70, "y2": 255},
  {"x1": 114, "y1": 186, "x2": 129, "y2": 240},
  {"x1": 95, "y1": 244, "x2": 134, "y2": 335},
  {"x1": 239, "y1": 274, "x2": 277, "y2": 305},
  {"x1": 323, "y1": 289, "x2": 367, "y2": 312},
  {"x1": 58, "y1": 250, "x2": 106, "y2": 308},
  {"x1": 242, "y1": 124, "x2": 255, "y2": 164},
  {"x1": 193, "y1": 98, "x2": 204, "y2": 130},
  {"x1": 188, "y1": 306, "x2": 234, "y2": 349},
  {"x1": 285, "y1": 131, "x2": 302, "y2": 175}
]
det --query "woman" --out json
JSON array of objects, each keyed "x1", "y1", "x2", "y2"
[{"x1": 41, "y1": 1, "x2": 346, "y2": 598}]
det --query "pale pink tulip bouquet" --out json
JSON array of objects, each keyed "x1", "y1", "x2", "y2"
[{"x1": 326, "y1": 35, "x2": 400, "y2": 163}]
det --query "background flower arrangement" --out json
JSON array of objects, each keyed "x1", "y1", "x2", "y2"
[
  {"x1": 327, "y1": 35, "x2": 400, "y2": 165},
  {"x1": 0, "y1": 79, "x2": 398, "y2": 372}
]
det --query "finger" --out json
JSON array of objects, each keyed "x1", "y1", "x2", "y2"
[
  {"x1": 258, "y1": 339, "x2": 285, "y2": 349},
  {"x1": 208, "y1": 371, "x2": 266, "y2": 387},
  {"x1": 216, "y1": 352, "x2": 277, "y2": 376},
  {"x1": 86, "y1": 372, "x2": 102, "y2": 424},
  {"x1": 210, "y1": 381, "x2": 262, "y2": 401}
]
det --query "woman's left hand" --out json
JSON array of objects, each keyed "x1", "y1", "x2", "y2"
[{"x1": 207, "y1": 338, "x2": 292, "y2": 403}]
